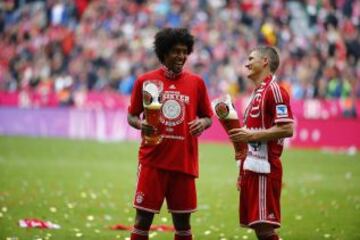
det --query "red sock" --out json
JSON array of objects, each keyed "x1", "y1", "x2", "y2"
[
  {"x1": 174, "y1": 229, "x2": 192, "y2": 240},
  {"x1": 131, "y1": 226, "x2": 149, "y2": 240}
]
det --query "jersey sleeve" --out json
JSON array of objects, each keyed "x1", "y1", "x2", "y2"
[
  {"x1": 128, "y1": 77, "x2": 144, "y2": 116},
  {"x1": 197, "y1": 77, "x2": 214, "y2": 118},
  {"x1": 267, "y1": 82, "x2": 294, "y2": 124}
]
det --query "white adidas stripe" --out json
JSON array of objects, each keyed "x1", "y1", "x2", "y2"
[
  {"x1": 270, "y1": 82, "x2": 283, "y2": 103},
  {"x1": 258, "y1": 175, "x2": 267, "y2": 220}
]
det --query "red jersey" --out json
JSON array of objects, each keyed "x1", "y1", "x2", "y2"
[
  {"x1": 128, "y1": 68, "x2": 213, "y2": 177},
  {"x1": 243, "y1": 75, "x2": 294, "y2": 179}
]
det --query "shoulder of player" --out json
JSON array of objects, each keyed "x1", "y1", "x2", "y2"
[
  {"x1": 183, "y1": 71, "x2": 205, "y2": 83},
  {"x1": 266, "y1": 80, "x2": 290, "y2": 103}
]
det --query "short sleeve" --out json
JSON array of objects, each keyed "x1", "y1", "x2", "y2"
[
  {"x1": 128, "y1": 77, "x2": 144, "y2": 116},
  {"x1": 267, "y1": 82, "x2": 294, "y2": 124},
  {"x1": 197, "y1": 78, "x2": 214, "y2": 118}
]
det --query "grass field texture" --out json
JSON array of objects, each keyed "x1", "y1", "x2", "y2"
[{"x1": 0, "y1": 136, "x2": 359, "y2": 240}]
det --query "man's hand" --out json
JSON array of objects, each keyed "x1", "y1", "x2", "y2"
[
  {"x1": 127, "y1": 114, "x2": 157, "y2": 135},
  {"x1": 140, "y1": 119, "x2": 157, "y2": 136},
  {"x1": 188, "y1": 118, "x2": 211, "y2": 136},
  {"x1": 236, "y1": 175, "x2": 241, "y2": 191},
  {"x1": 229, "y1": 127, "x2": 252, "y2": 143}
]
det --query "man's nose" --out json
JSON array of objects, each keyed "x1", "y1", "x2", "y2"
[{"x1": 179, "y1": 53, "x2": 186, "y2": 60}]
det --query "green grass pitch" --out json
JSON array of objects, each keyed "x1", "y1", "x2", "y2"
[{"x1": 0, "y1": 136, "x2": 359, "y2": 240}]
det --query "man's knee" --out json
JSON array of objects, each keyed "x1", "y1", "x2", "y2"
[
  {"x1": 172, "y1": 213, "x2": 191, "y2": 230},
  {"x1": 135, "y1": 209, "x2": 154, "y2": 229}
]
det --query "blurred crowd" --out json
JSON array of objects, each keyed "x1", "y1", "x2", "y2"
[{"x1": 0, "y1": 0, "x2": 359, "y2": 107}]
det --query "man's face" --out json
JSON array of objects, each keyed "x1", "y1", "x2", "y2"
[
  {"x1": 245, "y1": 50, "x2": 266, "y2": 80},
  {"x1": 163, "y1": 43, "x2": 188, "y2": 73}
]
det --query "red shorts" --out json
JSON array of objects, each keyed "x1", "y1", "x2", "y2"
[
  {"x1": 133, "y1": 164, "x2": 197, "y2": 213},
  {"x1": 239, "y1": 171, "x2": 281, "y2": 228}
]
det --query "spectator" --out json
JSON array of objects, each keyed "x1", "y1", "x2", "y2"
[{"x1": 0, "y1": 0, "x2": 358, "y2": 107}]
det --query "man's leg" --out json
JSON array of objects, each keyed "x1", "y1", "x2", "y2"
[
  {"x1": 253, "y1": 223, "x2": 279, "y2": 240},
  {"x1": 172, "y1": 213, "x2": 192, "y2": 240},
  {"x1": 130, "y1": 209, "x2": 154, "y2": 240}
]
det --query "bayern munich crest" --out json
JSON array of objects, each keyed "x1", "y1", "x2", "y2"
[
  {"x1": 135, "y1": 192, "x2": 145, "y2": 204},
  {"x1": 215, "y1": 102, "x2": 230, "y2": 119},
  {"x1": 162, "y1": 99, "x2": 182, "y2": 120}
]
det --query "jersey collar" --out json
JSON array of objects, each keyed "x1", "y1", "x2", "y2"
[
  {"x1": 262, "y1": 75, "x2": 273, "y2": 86},
  {"x1": 161, "y1": 66, "x2": 183, "y2": 79}
]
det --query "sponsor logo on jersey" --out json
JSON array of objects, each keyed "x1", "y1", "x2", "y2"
[
  {"x1": 249, "y1": 141, "x2": 261, "y2": 151},
  {"x1": 276, "y1": 104, "x2": 288, "y2": 118}
]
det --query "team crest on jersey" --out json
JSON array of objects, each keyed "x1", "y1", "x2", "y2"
[
  {"x1": 215, "y1": 102, "x2": 229, "y2": 119},
  {"x1": 135, "y1": 192, "x2": 145, "y2": 204},
  {"x1": 160, "y1": 90, "x2": 189, "y2": 127},
  {"x1": 162, "y1": 100, "x2": 181, "y2": 120},
  {"x1": 276, "y1": 104, "x2": 288, "y2": 118}
]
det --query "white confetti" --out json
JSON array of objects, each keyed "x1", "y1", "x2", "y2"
[
  {"x1": 90, "y1": 193, "x2": 97, "y2": 199},
  {"x1": 345, "y1": 172, "x2": 352, "y2": 180},
  {"x1": 49, "y1": 207, "x2": 57, "y2": 213},
  {"x1": 161, "y1": 217, "x2": 168, "y2": 222},
  {"x1": 204, "y1": 230, "x2": 211, "y2": 235},
  {"x1": 75, "y1": 233, "x2": 83, "y2": 237},
  {"x1": 324, "y1": 233, "x2": 331, "y2": 238},
  {"x1": 104, "y1": 214, "x2": 112, "y2": 221},
  {"x1": 149, "y1": 232, "x2": 157, "y2": 238},
  {"x1": 87, "y1": 215, "x2": 94, "y2": 221}
]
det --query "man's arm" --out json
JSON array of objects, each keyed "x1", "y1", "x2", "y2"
[
  {"x1": 127, "y1": 113, "x2": 158, "y2": 135},
  {"x1": 228, "y1": 122, "x2": 294, "y2": 143},
  {"x1": 127, "y1": 113, "x2": 142, "y2": 130}
]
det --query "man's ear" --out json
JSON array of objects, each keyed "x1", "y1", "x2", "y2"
[{"x1": 263, "y1": 57, "x2": 269, "y2": 68}]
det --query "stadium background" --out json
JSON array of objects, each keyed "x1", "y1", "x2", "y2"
[{"x1": 0, "y1": 0, "x2": 360, "y2": 239}]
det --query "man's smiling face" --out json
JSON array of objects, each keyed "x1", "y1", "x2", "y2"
[{"x1": 163, "y1": 43, "x2": 188, "y2": 73}]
